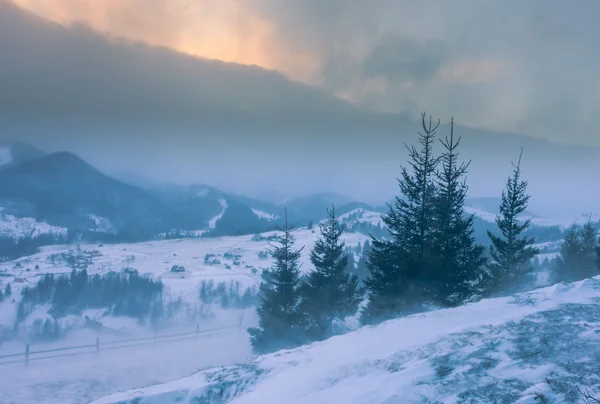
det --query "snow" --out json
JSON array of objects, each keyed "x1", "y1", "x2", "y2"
[
  {"x1": 0, "y1": 312, "x2": 254, "y2": 404},
  {"x1": 0, "y1": 208, "x2": 68, "y2": 240},
  {"x1": 464, "y1": 206, "x2": 498, "y2": 223},
  {"x1": 87, "y1": 214, "x2": 117, "y2": 234},
  {"x1": 0, "y1": 146, "x2": 13, "y2": 166},
  {"x1": 251, "y1": 209, "x2": 279, "y2": 221},
  {"x1": 208, "y1": 198, "x2": 228, "y2": 229},
  {"x1": 0, "y1": 228, "x2": 369, "y2": 403},
  {"x1": 337, "y1": 208, "x2": 384, "y2": 227},
  {"x1": 94, "y1": 276, "x2": 600, "y2": 404},
  {"x1": 0, "y1": 228, "x2": 368, "y2": 329},
  {"x1": 196, "y1": 188, "x2": 210, "y2": 197}
]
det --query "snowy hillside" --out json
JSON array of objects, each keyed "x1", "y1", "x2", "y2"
[
  {"x1": 94, "y1": 276, "x2": 600, "y2": 404},
  {"x1": 0, "y1": 228, "x2": 369, "y2": 334},
  {"x1": 0, "y1": 208, "x2": 68, "y2": 240},
  {"x1": 338, "y1": 208, "x2": 385, "y2": 227}
]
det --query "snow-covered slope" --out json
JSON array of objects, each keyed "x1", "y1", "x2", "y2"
[
  {"x1": 338, "y1": 208, "x2": 384, "y2": 227},
  {"x1": 0, "y1": 228, "x2": 369, "y2": 332},
  {"x1": 94, "y1": 276, "x2": 600, "y2": 404},
  {"x1": 208, "y1": 199, "x2": 228, "y2": 229},
  {"x1": 0, "y1": 208, "x2": 68, "y2": 240},
  {"x1": 251, "y1": 208, "x2": 279, "y2": 221}
]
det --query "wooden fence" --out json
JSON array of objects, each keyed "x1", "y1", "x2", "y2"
[{"x1": 0, "y1": 325, "x2": 238, "y2": 366}]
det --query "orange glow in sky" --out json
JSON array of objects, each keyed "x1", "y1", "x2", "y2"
[{"x1": 11, "y1": 0, "x2": 321, "y2": 84}]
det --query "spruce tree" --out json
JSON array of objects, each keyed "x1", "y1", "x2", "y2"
[
  {"x1": 487, "y1": 149, "x2": 539, "y2": 294},
  {"x1": 554, "y1": 224, "x2": 583, "y2": 283},
  {"x1": 300, "y1": 205, "x2": 362, "y2": 341},
  {"x1": 432, "y1": 118, "x2": 485, "y2": 305},
  {"x1": 362, "y1": 113, "x2": 441, "y2": 325},
  {"x1": 248, "y1": 209, "x2": 306, "y2": 354},
  {"x1": 554, "y1": 219, "x2": 598, "y2": 282},
  {"x1": 580, "y1": 219, "x2": 599, "y2": 278},
  {"x1": 5, "y1": 282, "x2": 11, "y2": 297}
]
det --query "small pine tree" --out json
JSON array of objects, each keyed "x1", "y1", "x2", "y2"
[
  {"x1": 556, "y1": 219, "x2": 599, "y2": 282},
  {"x1": 5, "y1": 282, "x2": 11, "y2": 297},
  {"x1": 554, "y1": 224, "x2": 584, "y2": 283},
  {"x1": 486, "y1": 149, "x2": 539, "y2": 294},
  {"x1": 299, "y1": 205, "x2": 362, "y2": 341},
  {"x1": 432, "y1": 118, "x2": 485, "y2": 305},
  {"x1": 580, "y1": 219, "x2": 598, "y2": 277},
  {"x1": 362, "y1": 112, "x2": 441, "y2": 325},
  {"x1": 248, "y1": 209, "x2": 306, "y2": 354}
]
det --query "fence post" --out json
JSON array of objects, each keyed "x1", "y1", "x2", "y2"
[
  {"x1": 196, "y1": 324, "x2": 199, "y2": 338},
  {"x1": 25, "y1": 344, "x2": 29, "y2": 366},
  {"x1": 96, "y1": 337, "x2": 100, "y2": 353}
]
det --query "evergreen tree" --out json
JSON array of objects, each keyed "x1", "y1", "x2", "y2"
[
  {"x1": 486, "y1": 149, "x2": 539, "y2": 294},
  {"x1": 0, "y1": 287, "x2": 4, "y2": 303},
  {"x1": 4, "y1": 282, "x2": 11, "y2": 297},
  {"x1": 248, "y1": 209, "x2": 306, "y2": 354},
  {"x1": 362, "y1": 113, "x2": 441, "y2": 325},
  {"x1": 555, "y1": 224, "x2": 584, "y2": 282},
  {"x1": 555, "y1": 219, "x2": 599, "y2": 282},
  {"x1": 580, "y1": 219, "x2": 599, "y2": 277},
  {"x1": 299, "y1": 205, "x2": 362, "y2": 341},
  {"x1": 432, "y1": 118, "x2": 485, "y2": 305}
]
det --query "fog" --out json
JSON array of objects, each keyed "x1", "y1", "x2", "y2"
[{"x1": 1, "y1": 0, "x2": 599, "y2": 216}]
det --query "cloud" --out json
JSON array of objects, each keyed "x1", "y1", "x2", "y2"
[
  {"x1": 1, "y1": 0, "x2": 600, "y2": 216},
  {"x1": 359, "y1": 35, "x2": 450, "y2": 88},
  {"x1": 10, "y1": 0, "x2": 600, "y2": 147}
]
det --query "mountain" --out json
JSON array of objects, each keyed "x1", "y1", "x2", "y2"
[
  {"x1": 115, "y1": 175, "x2": 283, "y2": 232},
  {"x1": 93, "y1": 276, "x2": 600, "y2": 404},
  {"x1": 284, "y1": 193, "x2": 363, "y2": 224},
  {"x1": 0, "y1": 140, "x2": 46, "y2": 169},
  {"x1": 0, "y1": 152, "x2": 180, "y2": 238},
  {"x1": 2, "y1": 1, "x2": 599, "y2": 218}
]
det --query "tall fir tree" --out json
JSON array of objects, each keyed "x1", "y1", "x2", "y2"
[
  {"x1": 432, "y1": 118, "x2": 486, "y2": 305},
  {"x1": 487, "y1": 149, "x2": 539, "y2": 294},
  {"x1": 361, "y1": 113, "x2": 441, "y2": 325},
  {"x1": 4, "y1": 282, "x2": 11, "y2": 297},
  {"x1": 248, "y1": 209, "x2": 306, "y2": 354},
  {"x1": 299, "y1": 205, "x2": 362, "y2": 341}
]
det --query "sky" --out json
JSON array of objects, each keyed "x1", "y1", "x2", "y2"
[
  {"x1": 10, "y1": 0, "x2": 600, "y2": 146},
  {"x1": 1, "y1": 0, "x2": 600, "y2": 214}
]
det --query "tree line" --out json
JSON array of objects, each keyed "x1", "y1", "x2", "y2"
[{"x1": 248, "y1": 113, "x2": 600, "y2": 355}]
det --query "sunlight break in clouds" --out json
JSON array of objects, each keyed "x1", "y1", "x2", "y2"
[{"x1": 11, "y1": 0, "x2": 322, "y2": 83}]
